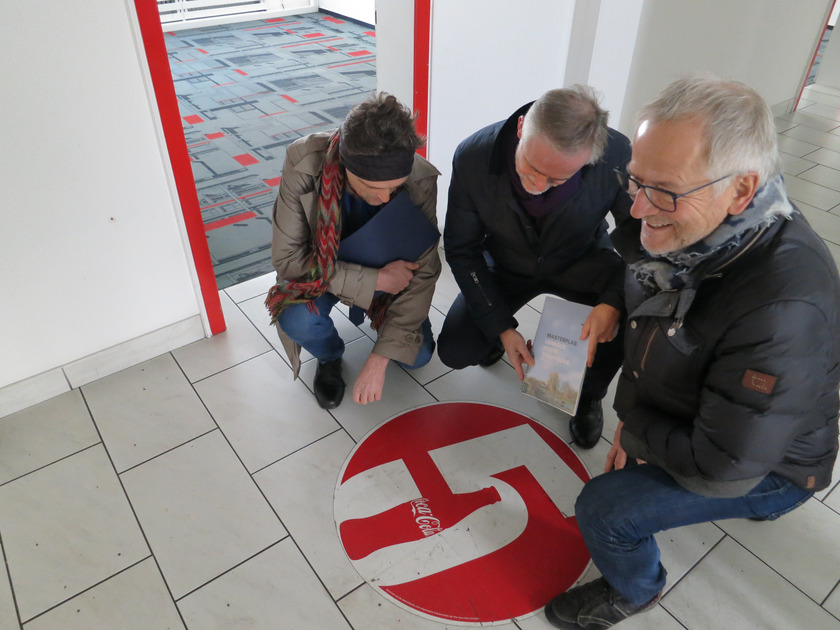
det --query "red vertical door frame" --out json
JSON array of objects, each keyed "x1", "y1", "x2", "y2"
[
  {"x1": 133, "y1": 0, "x2": 226, "y2": 335},
  {"x1": 413, "y1": 0, "x2": 432, "y2": 158},
  {"x1": 796, "y1": 0, "x2": 837, "y2": 110}
]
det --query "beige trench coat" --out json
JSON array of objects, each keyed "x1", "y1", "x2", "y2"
[{"x1": 270, "y1": 132, "x2": 442, "y2": 377}]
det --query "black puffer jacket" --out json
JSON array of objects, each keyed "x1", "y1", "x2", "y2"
[
  {"x1": 614, "y1": 186, "x2": 840, "y2": 494},
  {"x1": 443, "y1": 103, "x2": 634, "y2": 341}
]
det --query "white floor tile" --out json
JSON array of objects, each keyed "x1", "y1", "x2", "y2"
[
  {"x1": 821, "y1": 481, "x2": 840, "y2": 514},
  {"x1": 662, "y1": 537, "x2": 840, "y2": 630},
  {"x1": 780, "y1": 152, "x2": 818, "y2": 176},
  {"x1": 0, "y1": 389, "x2": 99, "y2": 485},
  {"x1": 120, "y1": 431, "x2": 285, "y2": 599},
  {"x1": 223, "y1": 271, "x2": 275, "y2": 304},
  {"x1": 656, "y1": 522, "x2": 723, "y2": 595},
  {"x1": 802, "y1": 85, "x2": 840, "y2": 105},
  {"x1": 805, "y1": 147, "x2": 840, "y2": 171},
  {"x1": 23, "y1": 560, "x2": 184, "y2": 630},
  {"x1": 338, "y1": 583, "x2": 520, "y2": 629},
  {"x1": 800, "y1": 102, "x2": 840, "y2": 123},
  {"x1": 83, "y1": 354, "x2": 216, "y2": 472},
  {"x1": 716, "y1": 499, "x2": 840, "y2": 601},
  {"x1": 0, "y1": 547, "x2": 19, "y2": 630},
  {"x1": 824, "y1": 584, "x2": 840, "y2": 619},
  {"x1": 784, "y1": 124, "x2": 840, "y2": 152},
  {"x1": 172, "y1": 291, "x2": 272, "y2": 383},
  {"x1": 798, "y1": 164, "x2": 840, "y2": 192},
  {"x1": 778, "y1": 134, "x2": 822, "y2": 157},
  {"x1": 775, "y1": 117, "x2": 798, "y2": 133},
  {"x1": 300, "y1": 337, "x2": 436, "y2": 441},
  {"x1": 0, "y1": 446, "x2": 149, "y2": 621},
  {"x1": 255, "y1": 431, "x2": 361, "y2": 599},
  {"x1": 194, "y1": 352, "x2": 340, "y2": 473},
  {"x1": 424, "y1": 361, "x2": 574, "y2": 443},
  {"x1": 781, "y1": 110, "x2": 840, "y2": 133},
  {"x1": 178, "y1": 541, "x2": 351, "y2": 630},
  {"x1": 784, "y1": 174, "x2": 840, "y2": 210}
]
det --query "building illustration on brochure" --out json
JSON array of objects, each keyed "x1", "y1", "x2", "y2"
[{"x1": 521, "y1": 296, "x2": 590, "y2": 416}]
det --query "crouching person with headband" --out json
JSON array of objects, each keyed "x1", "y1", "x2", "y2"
[{"x1": 267, "y1": 93, "x2": 441, "y2": 409}]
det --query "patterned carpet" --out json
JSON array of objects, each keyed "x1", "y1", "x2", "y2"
[{"x1": 165, "y1": 12, "x2": 377, "y2": 288}]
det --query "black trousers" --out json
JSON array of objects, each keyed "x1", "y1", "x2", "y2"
[{"x1": 438, "y1": 279, "x2": 624, "y2": 402}]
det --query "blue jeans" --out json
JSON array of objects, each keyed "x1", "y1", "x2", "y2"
[
  {"x1": 276, "y1": 292, "x2": 435, "y2": 368},
  {"x1": 574, "y1": 464, "x2": 813, "y2": 606}
]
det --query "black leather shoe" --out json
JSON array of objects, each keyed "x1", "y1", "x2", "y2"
[
  {"x1": 569, "y1": 396, "x2": 603, "y2": 449},
  {"x1": 313, "y1": 358, "x2": 345, "y2": 409},
  {"x1": 545, "y1": 577, "x2": 660, "y2": 629},
  {"x1": 479, "y1": 343, "x2": 505, "y2": 367}
]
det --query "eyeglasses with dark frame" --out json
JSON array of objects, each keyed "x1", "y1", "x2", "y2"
[{"x1": 613, "y1": 167, "x2": 734, "y2": 213}]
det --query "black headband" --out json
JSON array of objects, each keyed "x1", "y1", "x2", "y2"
[{"x1": 339, "y1": 143, "x2": 415, "y2": 181}]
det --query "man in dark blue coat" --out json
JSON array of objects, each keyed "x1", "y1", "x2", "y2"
[
  {"x1": 439, "y1": 86, "x2": 636, "y2": 448},
  {"x1": 545, "y1": 77, "x2": 840, "y2": 629}
]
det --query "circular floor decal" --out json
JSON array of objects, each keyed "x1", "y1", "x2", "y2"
[{"x1": 334, "y1": 402, "x2": 591, "y2": 625}]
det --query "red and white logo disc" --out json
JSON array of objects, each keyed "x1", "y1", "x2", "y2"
[{"x1": 334, "y1": 402, "x2": 591, "y2": 625}]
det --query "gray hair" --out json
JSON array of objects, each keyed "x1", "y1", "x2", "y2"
[
  {"x1": 635, "y1": 75, "x2": 780, "y2": 187},
  {"x1": 520, "y1": 85, "x2": 609, "y2": 164}
]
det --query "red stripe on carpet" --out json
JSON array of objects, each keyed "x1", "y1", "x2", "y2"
[
  {"x1": 187, "y1": 141, "x2": 210, "y2": 148},
  {"x1": 304, "y1": 32, "x2": 326, "y2": 38},
  {"x1": 348, "y1": 50, "x2": 372, "y2": 57},
  {"x1": 322, "y1": 16, "x2": 344, "y2": 23},
  {"x1": 235, "y1": 69, "x2": 248, "y2": 76},
  {"x1": 364, "y1": 31, "x2": 375, "y2": 37},
  {"x1": 264, "y1": 177, "x2": 282, "y2": 187},
  {"x1": 183, "y1": 114, "x2": 204, "y2": 125},
  {"x1": 201, "y1": 199, "x2": 236, "y2": 210},
  {"x1": 238, "y1": 190, "x2": 272, "y2": 200},
  {"x1": 233, "y1": 153, "x2": 259, "y2": 166},
  {"x1": 213, "y1": 82, "x2": 235, "y2": 87},
  {"x1": 204, "y1": 211, "x2": 257, "y2": 231},
  {"x1": 205, "y1": 132, "x2": 225, "y2": 139},
  {"x1": 281, "y1": 94, "x2": 298, "y2": 103},
  {"x1": 258, "y1": 111, "x2": 286, "y2": 118},
  {"x1": 197, "y1": 49, "x2": 208, "y2": 54},
  {"x1": 264, "y1": 17, "x2": 285, "y2": 22},
  {"x1": 281, "y1": 37, "x2": 342, "y2": 48},
  {"x1": 327, "y1": 59, "x2": 374, "y2": 69}
]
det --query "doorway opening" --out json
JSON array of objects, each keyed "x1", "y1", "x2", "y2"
[{"x1": 164, "y1": 10, "x2": 377, "y2": 289}]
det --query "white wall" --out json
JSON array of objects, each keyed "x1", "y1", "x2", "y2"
[
  {"x1": 318, "y1": 0, "x2": 375, "y2": 25},
  {"x1": 426, "y1": 0, "x2": 576, "y2": 222},
  {"x1": 618, "y1": 0, "x2": 833, "y2": 135},
  {"x1": 0, "y1": 1, "x2": 204, "y2": 409},
  {"x1": 375, "y1": 0, "x2": 414, "y2": 107},
  {"x1": 586, "y1": 0, "x2": 645, "y2": 130}
]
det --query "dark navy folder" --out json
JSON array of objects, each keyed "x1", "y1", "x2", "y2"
[{"x1": 337, "y1": 190, "x2": 440, "y2": 267}]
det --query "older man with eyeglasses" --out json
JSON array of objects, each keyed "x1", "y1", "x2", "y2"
[{"x1": 545, "y1": 76, "x2": 840, "y2": 629}]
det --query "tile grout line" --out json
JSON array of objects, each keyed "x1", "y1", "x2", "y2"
[{"x1": 76, "y1": 387, "x2": 190, "y2": 630}]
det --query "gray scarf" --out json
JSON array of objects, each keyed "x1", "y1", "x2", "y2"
[{"x1": 630, "y1": 176, "x2": 793, "y2": 293}]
